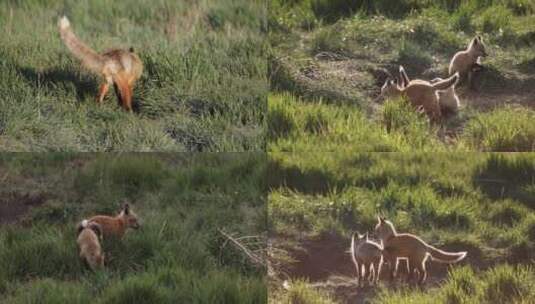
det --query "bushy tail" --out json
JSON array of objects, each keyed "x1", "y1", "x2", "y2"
[
  {"x1": 426, "y1": 244, "x2": 467, "y2": 263},
  {"x1": 58, "y1": 16, "x2": 105, "y2": 74},
  {"x1": 432, "y1": 73, "x2": 459, "y2": 90}
]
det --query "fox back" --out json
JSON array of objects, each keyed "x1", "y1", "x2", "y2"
[
  {"x1": 353, "y1": 238, "x2": 382, "y2": 264},
  {"x1": 88, "y1": 203, "x2": 140, "y2": 239}
]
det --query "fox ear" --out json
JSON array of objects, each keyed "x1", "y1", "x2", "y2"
[
  {"x1": 380, "y1": 216, "x2": 386, "y2": 223},
  {"x1": 473, "y1": 37, "x2": 479, "y2": 45},
  {"x1": 123, "y1": 203, "x2": 130, "y2": 215}
]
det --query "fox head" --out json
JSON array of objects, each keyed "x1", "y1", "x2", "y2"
[
  {"x1": 380, "y1": 79, "x2": 401, "y2": 99},
  {"x1": 468, "y1": 35, "x2": 488, "y2": 58},
  {"x1": 375, "y1": 216, "x2": 396, "y2": 240},
  {"x1": 119, "y1": 202, "x2": 140, "y2": 230}
]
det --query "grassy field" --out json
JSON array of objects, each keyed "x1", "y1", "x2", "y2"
[
  {"x1": 268, "y1": 152, "x2": 535, "y2": 303},
  {"x1": 0, "y1": 0, "x2": 266, "y2": 151},
  {"x1": 0, "y1": 153, "x2": 267, "y2": 303},
  {"x1": 269, "y1": 0, "x2": 535, "y2": 152}
]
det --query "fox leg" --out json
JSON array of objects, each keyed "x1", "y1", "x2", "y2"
[
  {"x1": 408, "y1": 259, "x2": 417, "y2": 283},
  {"x1": 366, "y1": 263, "x2": 374, "y2": 284},
  {"x1": 373, "y1": 259, "x2": 382, "y2": 284},
  {"x1": 114, "y1": 77, "x2": 133, "y2": 112},
  {"x1": 354, "y1": 261, "x2": 362, "y2": 286},
  {"x1": 388, "y1": 258, "x2": 397, "y2": 281},
  {"x1": 97, "y1": 83, "x2": 109, "y2": 104},
  {"x1": 97, "y1": 76, "x2": 113, "y2": 104},
  {"x1": 416, "y1": 261, "x2": 427, "y2": 285}
]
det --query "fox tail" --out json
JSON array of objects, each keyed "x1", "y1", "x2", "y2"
[
  {"x1": 426, "y1": 244, "x2": 467, "y2": 263},
  {"x1": 76, "y1": 219, "x2": 89, "y2": 236},
  {"x1": 432, "y1": 73, "x2": 459, "y2": 90},
  {"x1": 58, "y1": 16, "x2": 105, "y2": 74}
]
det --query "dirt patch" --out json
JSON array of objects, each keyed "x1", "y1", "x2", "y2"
[
  {"x1": 286, "y1": 233, "x2": 353, "y2": 281},
  {"x1": 277, "y1": 233, "x2": 474, "y2": 303},
  {"x1": 0, "y1": 192, "x2": 47, "y2": 224}
]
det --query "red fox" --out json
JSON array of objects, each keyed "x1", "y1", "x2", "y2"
[
  {"x1": 350, "y1": 232, "x2": 383, "y2": 286},
  {"x1": 76, "y1": 220, "x2": 104, "y2": 270},
  {"x1": 87, "y1": 203, "x2": 140, "y2": 239},
  {"x1": 449, "y1": 36, "x2": 488, "y2": 86},
  {"x1": 375, "y1": 217, "x2": 466, "y2": 284},
  {"x1": 58, "y1": 16, "x2": 143, "y2": 112},
  {"x1": 398, "y1": 66, "x2": 460, "y2": 115},
  {"x1": 381, "y1": 72, "x2": 459, "y2": 121}
]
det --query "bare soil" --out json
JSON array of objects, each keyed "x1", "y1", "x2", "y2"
[
  {"x1": 0, "y1": 192, "x2": 47, "y2": 224},
  {"x1": 274, "y1": 233, "x2": 478, "y2": 304}
]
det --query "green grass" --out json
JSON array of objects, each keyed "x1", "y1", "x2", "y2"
[
  {"x1": 0, "y1": 0, "x2": 266, "y2": 151},
  {"x1": 269, "y1": 0, "x2": 535, "y2": 152},
  {"x1": 0, "y1": 153, "x2": 266, "y2": 302},
  {"x1": 375, "y1": 265, "x2": 535, "y2": 304},
  {"x1": 268, "y1": 93, "x2": 449, "y2": 152},
  {"x1": 269, "y1": 152, "x2": 535, "y2": 303}
]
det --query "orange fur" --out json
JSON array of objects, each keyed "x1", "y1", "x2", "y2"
[
  {"x1": 375, "y1": 217, "x2": 466, "y2": 284},
  {"x1": 381, "y1": 73, "x2": 459, "y2": 121},
  {"x1": 58, "y1": 16, "x2": 143, "y2": 111},
  {"x1": 399, "y1": 66, "x2": 460, "y2": 115},
  {"x1": 87, "y1": 203, "x2": 140, "y2": 239},
  {"x1": 449, "y1": 36, "x2": 487, "y2": 86}
]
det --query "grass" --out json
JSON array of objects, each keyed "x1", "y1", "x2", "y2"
[
  {"x1": 0, "y1": 153, "x2": 266, "y2": 303},
  {"x1": 269, "y1": 0, "x2": 535, "y2": 152},
  {"x1": 269, "y1": 152, "x2": 535, "y2": 303},
  {"x1": 0, "y1": 0, "x2": 266, "y2": 151},
  {"x1": 268, "y1": 93, "x2": 448, "y2": 152}
]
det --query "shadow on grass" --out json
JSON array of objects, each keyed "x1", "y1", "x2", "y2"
[
  {"x1": 267, "y1": 158, "x2": 348, "y2": 195},
  {"x1": 17, "y1": 65, "x2": 95, "y2": 102},
  {"x1": 16, "y1": 65, "x2": 144, "y2": 113},
  {"x1": 472, "y1": 154, "x2": 535, "y2": 209}
]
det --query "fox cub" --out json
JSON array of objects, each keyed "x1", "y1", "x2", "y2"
[
  {"x1": 399, "y1": 66, "x2": 460, "y2": 115},
  {"x1": 77, "y1": 220, "x2": 104, "y2": 271},
  {"x1": 449, "y1": 35, "x2": 488, "y2": 86},
  {"x1": 58, "y1": 16, "x2": 143, "y2": 111},
  {"x1": 350, "y1": 232, "x2": 383, "y2": 286},
  {"x1": 87, "y1": 203, "x2": 140, "y2": 239},
  {"x1": 375, "y1": 217, "x2": 466, "y2": 284},
  {"x1": 381, "y1": 72, "x2": 459, "y2": 121}
]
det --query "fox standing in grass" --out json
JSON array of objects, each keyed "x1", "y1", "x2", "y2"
[
  {"x1": 375, "y1": 217, "x2": 466, "y2": 284},
  {"x1": 449, "y1": 35, "x2": 488, "y2": 87},
  {"x1": 87, "y1": 203, "x2": 140, "y2": 239},
  {"x1": 58, "y1": 16, "x2": 143, "y2": 111},
  {"x1": 350, "y1": 231, "x2": 383, "y2": 286},
  {"x1": 77, "y1": 220, "x2": 105, "y2": 270}
]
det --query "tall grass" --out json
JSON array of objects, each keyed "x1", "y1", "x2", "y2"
[
  {"x1": 0, "y1": 0, "x2": 266, "y2": 151},
  {"x1": 0, "y1": 154, "x2": 266, "y2": 302}
]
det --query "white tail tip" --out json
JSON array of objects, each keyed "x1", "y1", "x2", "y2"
[
  {"x1": 81, "y1": 219, "x2": 88, "y2": 228},
  {"x1": 59, "y1": 16, "x2": 70, "y2": 29},
  {"x1": 282, "y1": 280, "x2": 291, "y2": 290}
]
